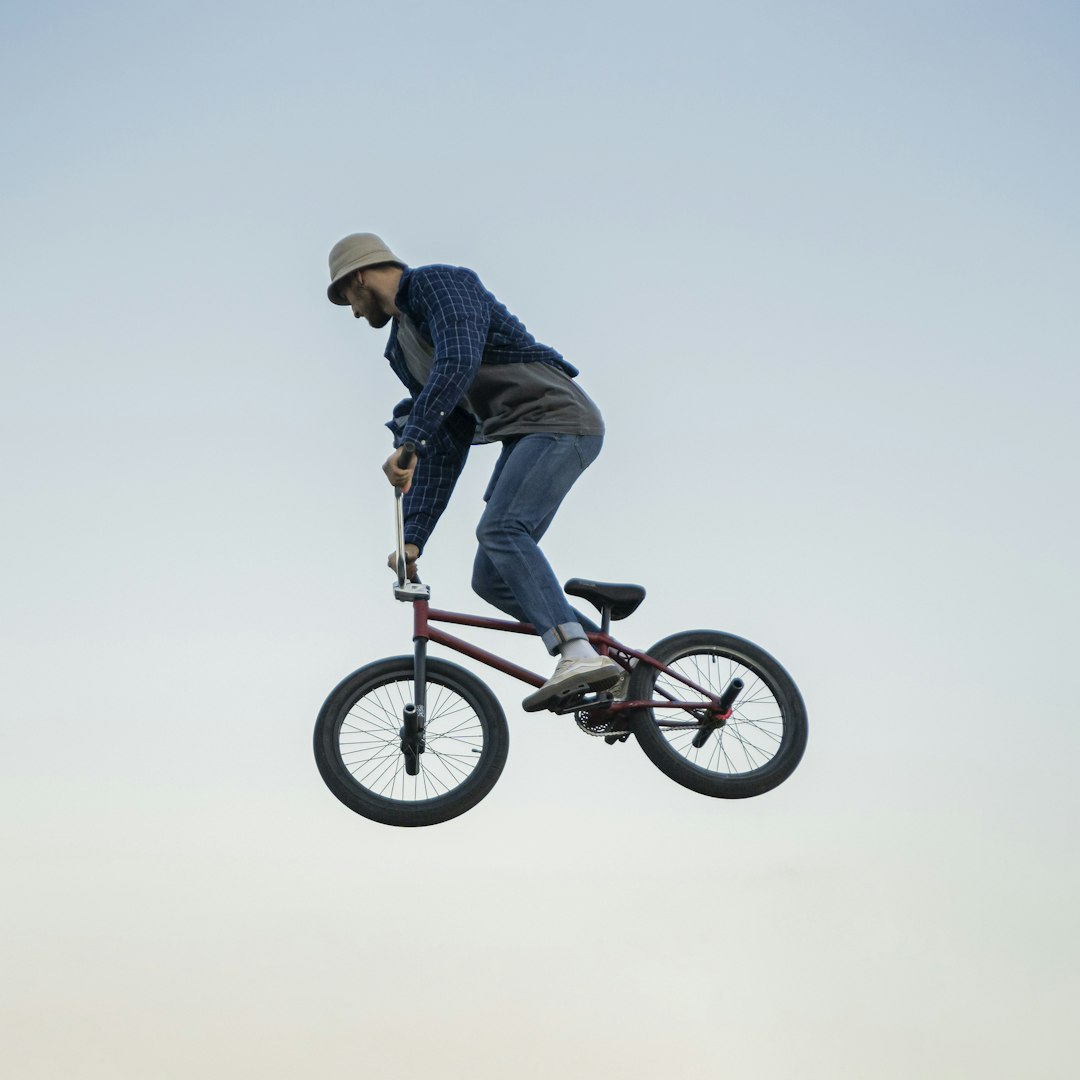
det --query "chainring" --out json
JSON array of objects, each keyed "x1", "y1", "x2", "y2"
[{"x1": 573, "y1": 704, "x2": 634, "y2": 739}]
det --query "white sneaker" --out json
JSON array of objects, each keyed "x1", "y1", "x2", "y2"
[
  {"x1": 610, "y1": 658, "x2": 638, "y2": 701},
  {"x1": 522, "y1": 656, "x2": 623, "y2": 713},
  {"x1": 610, "y1": 670, "x2": 629, "y2": 701}
]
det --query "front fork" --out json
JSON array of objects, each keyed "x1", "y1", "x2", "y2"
[
  {"x1": 392, "y1": 477, "x2": 436, "y2": 776},
  {"x1": 399, "y1": 634, "x2": 428, "y2": 775}
]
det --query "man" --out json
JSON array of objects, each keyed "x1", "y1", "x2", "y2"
[{"x1": 326, "y1": 232, "x2": 621, "y2": 712}]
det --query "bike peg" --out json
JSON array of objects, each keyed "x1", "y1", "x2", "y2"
[
  {"x1": 716, "y1": 677, "x2": 744, "y2": 713},
  {"x1": 691, "y1": 677, "x2": 744, "y2": 749}
]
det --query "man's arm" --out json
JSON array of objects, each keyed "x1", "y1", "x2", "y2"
[
  {"x1": 383, "y1": 393, "x2": 475, "y2": 554},
  {"x1": 398, "y1": 267, "x2": 492, "y2": 456},
  {"x1": 397, "y1": 428, "x2": 471, "y2": 555}
]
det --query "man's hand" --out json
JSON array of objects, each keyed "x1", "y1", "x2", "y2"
[
  {"x1": 383, "y1": 447, "x2": 417, "y2": 494},
  {"x1": 387, "y1": 543, "x2": 420, "y2": 581}
]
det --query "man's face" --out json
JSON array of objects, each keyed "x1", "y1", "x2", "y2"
[{"x1": 341, "y1": 273, "x2": 391, "y2": 328}]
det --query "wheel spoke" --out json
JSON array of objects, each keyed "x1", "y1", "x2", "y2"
[
  {"x1": 646, "y1": 647, "x2": 789, "y2": 777},
  {"x1": 334, "y1": 674, "x2": 490, "y2": 805}
]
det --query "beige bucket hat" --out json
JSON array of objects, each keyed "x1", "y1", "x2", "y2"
[{"x1": 326, "y1": 233, "x2": 405, "y2": 304}]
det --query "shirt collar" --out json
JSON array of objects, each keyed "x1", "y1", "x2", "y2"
[{"x1": 393, "y1": 266, "x2": 415, "y2": 318}]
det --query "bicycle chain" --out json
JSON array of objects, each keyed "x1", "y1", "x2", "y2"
[
  {"x1": 573, "y1": 708, "x2": 632, "y2": 738},
  {"x1": 574, "y1": 651, "x2": 637, "y2": 739}
]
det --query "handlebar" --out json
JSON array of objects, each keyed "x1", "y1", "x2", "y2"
[{"x1": 394, "y1": 443, "x2": 418, "y2": 589}]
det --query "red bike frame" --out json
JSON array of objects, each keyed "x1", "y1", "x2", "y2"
[{"x1": 411, "y1": 599, "x2": 727, "y2": 721}]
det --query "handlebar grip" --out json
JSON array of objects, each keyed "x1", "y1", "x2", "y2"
[{"x1": 397, "y1": 442, "x2": 417, "y2": 469}]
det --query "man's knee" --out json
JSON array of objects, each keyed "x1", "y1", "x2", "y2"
[
  {"x1": 471, "y1": 549, "x2": 498, "y2": 603},
  {"x1": 471, "y1": 562, "x2": 491, "y2": 601},
  {"x1": 475, "y1": 515, "x2": 526, "y2": 553}
]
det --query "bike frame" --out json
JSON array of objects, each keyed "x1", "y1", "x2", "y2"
[
  {"x1": 392, "y1": 477, "x2": 725, "y2": 730},
  {"x1": 408, "y1": 599, "x2": 725, "y2": 727}
]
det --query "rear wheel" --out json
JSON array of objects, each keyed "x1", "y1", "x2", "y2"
[
  {"x1": 630, "y1": 631, "x2": 807, "y2": 798},
  {"x1": 314, "y1": 656, "x2": 509, "y2": 826}
]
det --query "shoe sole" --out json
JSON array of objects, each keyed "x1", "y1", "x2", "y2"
[{"x1": 522, "y1": 668, "x2": 622, "y2": 713}]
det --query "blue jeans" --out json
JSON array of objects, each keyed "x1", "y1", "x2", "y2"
[{"x1": 472, "y1": 433, "x2": 603, "y2": 654}]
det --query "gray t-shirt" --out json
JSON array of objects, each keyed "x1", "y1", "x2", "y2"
[{"x1": 396, "y1": 315, "x2": 604, "y2": 443}]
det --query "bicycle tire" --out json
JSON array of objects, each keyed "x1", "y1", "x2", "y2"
[
  {"x1": 630, "y1": 630, "x2": 807, "y2": 798},
  {"x1": 314, "y1": 656, "x2": 509, "y2": 827}
]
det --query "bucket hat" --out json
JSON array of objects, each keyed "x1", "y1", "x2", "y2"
[{"x1": 327, "y1": 233, "x2": 404, "y2": 304}]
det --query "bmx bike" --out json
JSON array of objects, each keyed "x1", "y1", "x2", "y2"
[{"x1": 314, "y1": 447, "x2": 808, "y2": 827}]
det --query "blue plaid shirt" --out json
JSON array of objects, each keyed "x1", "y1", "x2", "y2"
[{"x1": 383, "y1": 264, "x2": 579, "y2": 552}]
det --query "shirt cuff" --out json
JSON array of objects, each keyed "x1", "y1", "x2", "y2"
[{"x1": 399, "y1": 425, "x2": 430, "y2": 455}]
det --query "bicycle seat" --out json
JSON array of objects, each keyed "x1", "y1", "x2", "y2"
[{"x1": 563, "y1": 578, "x2": 646, "y2": 621}]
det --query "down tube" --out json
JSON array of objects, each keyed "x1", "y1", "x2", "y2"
[{"x1": 427, "y1": 626, "x2": 547, "y2": 688}]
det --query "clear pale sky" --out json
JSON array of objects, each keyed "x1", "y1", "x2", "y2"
[{"x1": 3, "y1": 2, "x2": 1078, "y2": 1077}]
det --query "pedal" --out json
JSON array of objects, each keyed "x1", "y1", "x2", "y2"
[{"x1": 551, "y1": 689, "x2": 614, "y2": 716}]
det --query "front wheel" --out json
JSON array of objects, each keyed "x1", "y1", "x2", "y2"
[
  {"x1": 314, "y1": 656, "x2": 509, "y2": 827},
  {"x1": 630, "y1": 631, "x2": 807, "y2": 798}
]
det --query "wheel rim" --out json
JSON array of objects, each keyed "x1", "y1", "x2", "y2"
[
  {"x1": 336, "y1": 675, "x2": 487, "y2": 803},
  {"x1": 647, "y1": 648, "x2": 786, "y2": 777}
]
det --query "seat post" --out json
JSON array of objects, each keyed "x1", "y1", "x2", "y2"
[{"x1": 600, "y1": 606, "x2": 611, "y2": 636}]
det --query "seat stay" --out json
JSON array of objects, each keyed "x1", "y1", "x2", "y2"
[{"x1": 587, "y1": 633, "x2": 723, "y2": 705}]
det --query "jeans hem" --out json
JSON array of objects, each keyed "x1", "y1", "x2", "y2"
[{"x1": 541, "y1": 621, "x2": 588, "y2": 655}]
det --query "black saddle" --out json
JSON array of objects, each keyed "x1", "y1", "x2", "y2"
[{"x1": 564, "y1": 578, "x2": 646, "y2": 621}]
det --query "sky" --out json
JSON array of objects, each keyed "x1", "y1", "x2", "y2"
[{"x1": 2, "y1": 1, "x2": 1078, "y2": 1076}]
